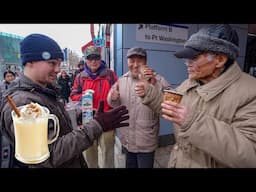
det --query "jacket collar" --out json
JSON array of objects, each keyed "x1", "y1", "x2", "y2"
[
  {"x1": 80, "y1": 66, "x2": 109, "y2": 79},
  {"x1": 181, "y1": 62, "x2": 242, "y2": 102},
  {"x1": 123, "y1": 71, "x2": 140, "y2": 79},
  {"x1": 5, "y1": 74, "x2": 58, "y2": 99},
  {"x1": 123, "y1": 71, "x2": 130, "y2": 77}
]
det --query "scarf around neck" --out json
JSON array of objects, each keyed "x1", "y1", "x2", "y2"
[{"x1": 84, "y1": 60, "x2": 106, "y2": 80}]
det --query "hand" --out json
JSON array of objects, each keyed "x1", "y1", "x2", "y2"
[
  {"x1": 139, "y1": 66, "x2": 157, "y2": 85},
  {"x1": 94, "y1": 100, "x2": 129, "y2": 132},
  {"x1": 161, "y1": 101, "x2": 188, "y2": 126},
  {"x1": 135, "y1": 81, "x2": 147, "y2": 97},
  {"x1": 111, "y1": 83, "x2": 120, "y2": 101}
]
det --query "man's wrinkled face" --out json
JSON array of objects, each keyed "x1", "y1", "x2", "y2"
[
  {"x1": 127, "y1": 55, "x2": 146, "y2": 79},
  {"x1": 185, "y1": 53, "x2": 218, "y2": 81}
]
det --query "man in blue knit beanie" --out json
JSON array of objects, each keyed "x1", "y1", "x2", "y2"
[{"x1": 0, "y1": 33, "x2": 129, "y2": 168}]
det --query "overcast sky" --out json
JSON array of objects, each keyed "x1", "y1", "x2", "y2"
[{"x1": 0, "y1": 24, "x2": 100, "y2": 58}]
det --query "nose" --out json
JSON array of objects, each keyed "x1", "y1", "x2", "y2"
[
  {"x1": 134, "y1": 62, "x2": 140, "y2": 68},
  {"x1": 55, "y1": 63, "x2": 61, "y2": 73}
]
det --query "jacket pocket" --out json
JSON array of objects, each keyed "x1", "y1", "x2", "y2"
[
  {"x1": 137, "y1": 119, "x2": 159, "y2": 130},
  {"x1": 135, "y1": 119, "x2": 159, "y2": 150}
]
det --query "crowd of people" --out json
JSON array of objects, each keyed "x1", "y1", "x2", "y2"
[{"x1": 1, "y1": 24, "x2": 256, "y2": 168}]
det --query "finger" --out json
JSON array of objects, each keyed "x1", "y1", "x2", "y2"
[
  {"x1": 112, "y1": 105, "x2": 127, "y2": 113},
  {"x1": 136, "y1": 90, "x2": 144, "y2": 96},
  {"x1": 116, "y1": 82, "x2": 119, "y2": 91},
  {"x1": 162, "y1": 114, "x2": 180, "y2": 125},
  {"x1": 115, "y1": 122, "x2": 129, "y2": 128},
  {"x1": 162, "y1": 114, "x2": 174, "y2": 121},
  {"x1": 118, "y1": 108, "x2": 129, "y2": 116},
  {"x1": 116, "y1": 114, "x2": 129, "y2": 122},
  {"x1": 98, "y1": 100, "x2": 104, "y2": 112},
  {"x1": 161, "y1": 101, "x2": 179, "y2": 109},
  {"x1": 114, "y1": 110, "x2": 129, "y2": 120},
  {"x1": 162, "y1": 107, "x2": 177, "y2": 117},
  {"x1": 135, "y1": 82, "x2": 144, "y2": 89},
  {"x1": 138, "y1": 73, "x2": 143, "y2": 80},
  {"x1": 114, "y1": 92, "x2": 120, "y2": 98}
]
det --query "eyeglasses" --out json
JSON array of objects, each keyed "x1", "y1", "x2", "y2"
[{"x1": 86, "y1": 54, "x2": 101, "y2": 61}]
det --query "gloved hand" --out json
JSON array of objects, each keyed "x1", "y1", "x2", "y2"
[{"x1": 94, "y1": 100, "x2": 129, "y2": 132}]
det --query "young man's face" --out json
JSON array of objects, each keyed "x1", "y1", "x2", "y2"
[
  {"x1": 127, "y1": 55, "x2": 147, "y2": 78},
  {"x1": 28, "y1": 59, "x2": 62, "y2": 87}
]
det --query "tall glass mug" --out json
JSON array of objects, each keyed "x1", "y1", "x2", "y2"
[{"x1": 11, "y1": 106, "x2": 60, "y2": 164}]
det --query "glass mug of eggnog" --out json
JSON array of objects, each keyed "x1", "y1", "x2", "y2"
[{"x1": 11, "y1": 102, "x2": 60, "y2": 164}]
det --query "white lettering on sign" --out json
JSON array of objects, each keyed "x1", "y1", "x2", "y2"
[{"x1": 136, "y1": 24, "x2": 188, "y2": 45}]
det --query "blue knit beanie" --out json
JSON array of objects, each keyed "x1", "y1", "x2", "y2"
[{"x1": 20, "y1": 33, "x2": 64, "y2": 65}]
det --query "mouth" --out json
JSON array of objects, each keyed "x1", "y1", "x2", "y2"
[{"x1": 49, "y1": 75, "x2": 56, "y2": 81}]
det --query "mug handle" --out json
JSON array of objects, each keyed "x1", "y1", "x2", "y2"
[{"x1": 48, "y1": 114, "x2": 60, "y2": 144}]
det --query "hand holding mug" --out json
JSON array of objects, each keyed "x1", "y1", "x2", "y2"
[{"x1": 139, "y1": 65, "x2": 157, "y2": 85}]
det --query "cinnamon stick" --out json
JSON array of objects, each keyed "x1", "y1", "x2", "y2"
[{"x1": 5, "y1": 95, "x2": 21, "y2": 117}]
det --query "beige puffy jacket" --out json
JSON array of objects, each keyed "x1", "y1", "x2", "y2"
[
  {"x1": 141, "y1": 63, "x2": 256, "y2": 168},
  {"x1": 107, "y1": 71, "x2": 170, "y2": 153}
]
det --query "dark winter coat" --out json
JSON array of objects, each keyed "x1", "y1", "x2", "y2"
[{"x1": 0, "y1": 74, "x2": 103, "y2": 168}]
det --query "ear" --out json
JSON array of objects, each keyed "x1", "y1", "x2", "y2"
[{"x1": 215, "y1": 54, "x2": 228, "y2": 69}]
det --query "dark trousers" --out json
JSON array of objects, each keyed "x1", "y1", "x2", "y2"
[{"x1": 122, "y1": 147, "x2": 155, "y2": 168}]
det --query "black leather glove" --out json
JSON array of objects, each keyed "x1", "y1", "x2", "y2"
[{"x1": 94, "y1": 100, "x2": 129, "y2": 132}]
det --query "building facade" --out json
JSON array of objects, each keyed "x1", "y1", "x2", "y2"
[{"x1": 0, "y1": 32, "x2": 23, "y2": 81}]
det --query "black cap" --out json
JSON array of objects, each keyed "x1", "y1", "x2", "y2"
[
  {"x1": 174, "y1": 47, "x2": 202, "y2": 59},
  {"x1": 127, "y1": 47, "x2": 147, "y2": 58}
]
